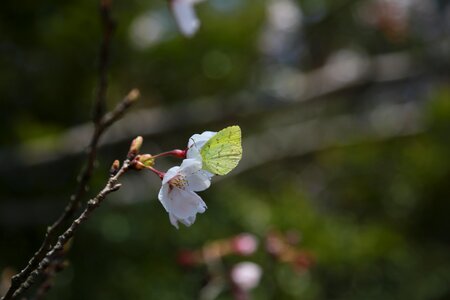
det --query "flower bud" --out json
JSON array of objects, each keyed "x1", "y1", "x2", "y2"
[
  {"x1": 110, "y1": 160, "x2": 120, "y2": 175},
  {"x1": 128, "y1": 136, "x2": 143, "y2": 159},
  {"x1": 135, "y1": 154, "x2": 155, "y2": 169},
  {"x1": 171, "y1": 149, "x2": 187, "y2": 158},
  {"x1": 126, "y1": 88, "x2": 140, "y2": 104}
]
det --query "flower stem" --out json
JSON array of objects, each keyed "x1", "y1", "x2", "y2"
[
  {"x1": 147, "y1": 166, "x2": 165, "y2": 180},
  {"x1": 152, "y1": 149, "x2": 187, "y2": 159}
]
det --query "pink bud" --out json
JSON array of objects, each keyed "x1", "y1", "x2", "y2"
[
  {"x1": 128, "y1": 136, "x2": 143, "y2": 159},
  {"x1": 109, "y1": 160, "x2": 120, "y2": 175},
  {"x1": 171, "y1": 149, "x2": 187, "y2": 158}
]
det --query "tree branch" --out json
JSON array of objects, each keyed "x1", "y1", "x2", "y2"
[
  {"x1": 11, "y1": 159, "x2": 131, "y2": 299},
  {"x1": 29, "y1": 245, "x2": 68, "y2": 300},
  {"x1": 93, "y1": 0, "x2": 115, "y2": 123},
  {"x1": 0, "y1": 89, "x2": 138, "y2": 300},
  {"x1": 0, "y1": 1, "x2": 137, "y2": 298}
]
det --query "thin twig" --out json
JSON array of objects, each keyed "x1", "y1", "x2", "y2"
[
  {"x1": 102, "y1": 89, "x2": 140, "y2": 129},
  {"x1": 11, "y1": 160, "x2": 131, "y2": 299},
  {"x1": 0, "y1": 90, "x2": 138, "y2": 300},
  {"x1": 30, "y1": 247, "x2": 68, "y2": 300},
  {"x1": 0, "y1": 1, "x2": 133, "y2": 295},
  {"x1": 93, "y1": 0, "x2": 116, "y2": 123}
]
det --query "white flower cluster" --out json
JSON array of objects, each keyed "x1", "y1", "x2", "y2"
[{"x1": 158, "y1": 131, "x2": 216, "y2": 228}]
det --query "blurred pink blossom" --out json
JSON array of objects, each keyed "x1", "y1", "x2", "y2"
[
  {"x1": 232, "y1": 233, "x2": 259, "y2": 256},
  {"x1": 231, "y1": 262, "x2": 262, "y2": 291}
]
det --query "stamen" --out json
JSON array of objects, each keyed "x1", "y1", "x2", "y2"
[{"x1": 169, "y1": 174, "x2": 187, "y2": 189}]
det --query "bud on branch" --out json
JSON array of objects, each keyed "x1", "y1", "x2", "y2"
[{"x1": 128, "y1": 136, "x2": 143, "y2": 159}]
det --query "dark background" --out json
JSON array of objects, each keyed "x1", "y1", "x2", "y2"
[{"x1": 1, "y1": 0, "x2": 449, "y2": 299}]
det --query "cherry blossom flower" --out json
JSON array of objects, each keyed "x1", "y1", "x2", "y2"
[
  {"x1": 169, "y1": 0, "x2": 205, "y2": 37},
  {"x1": 158, "y1": 158, "x2": 211, "y2": 228}
]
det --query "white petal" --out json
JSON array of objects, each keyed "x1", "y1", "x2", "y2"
[
  {"x1": 185, "y1": 171, "x2": 211, "y2": 192},
  {"x1": 157, "y1": 184, "x2": 171, "y2": 212},
  {"x1": 186, "y1": 146, "x2": 202, "y2": 162},
  {"x1": 196, "y1": 197, "x2": 207, "y2": 213},
  {"x1": 170, "y1": 0, "x2": 200, "y2": 37},
  {"x1": 169, "y1": 187, "x2": 205, "y2": 219},
  {"x1": 199, "y1": 169, "x2": 215, "y2": 180},
  {"x1": 179, "y1": 215, "x2": 195, "y2": 227},
  {"x1": 187, "y1": 131, "x2": 217, "y2": 149},
  {"x1": 169, "y1": 213, "x2": 180, "y2": 229},
  {"x1": 163, "y1": 187, "x2": 207, "y2": 228},
  {"x1": 179, "y1": 158, "x2": 202, "y2": 175},
  {"x1": 187, "y1": 214, "x2": 197, "y2": 224},
  {"x1": 186, "y1": 131, "x2": 217, "y2": 163},
  {"x1": 162, "y1": 166, "x2": 180, "y2": 185}
]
